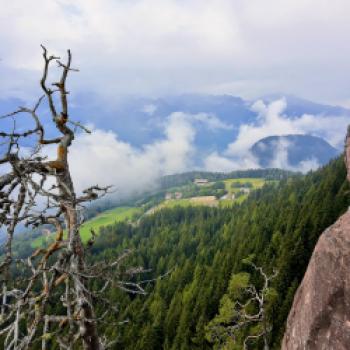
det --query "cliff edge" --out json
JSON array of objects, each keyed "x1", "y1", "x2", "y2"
[{"x1": 281, "y1": 209, "x2": 350, "y2": 350}]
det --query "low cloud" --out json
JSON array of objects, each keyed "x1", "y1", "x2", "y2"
[
  {"x1": 259, "y1": 138, "x2": 321, "y2": 172},
  {"x1": 192, "y1": 113, "x2": 233, "y2": 131},
  {"x1": 65, "y1": 111, "x2": 232, "y2": 198},
  {"x1": 204, "y1": 151, "x2": 258, "y2": 173},
  {"x1": 67, "y1": 112, "x2": 196, "y2": 197},
  {"x1": 204, "y1": 98, "x2": 346, "y2": 173},
  {"x1": 226, "y1": 98, "x2": 347, "y2": 156},
  {"x1": 141, "y1": 104, "x2": 157, "y2": 116},
  {"x1": 39, "y1": 99, "x2": 347, "y2": 198}
]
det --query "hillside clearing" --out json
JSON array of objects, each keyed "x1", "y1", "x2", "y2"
[{"x1": 32, "y1": 206, "x2": 141, "y2": 248}]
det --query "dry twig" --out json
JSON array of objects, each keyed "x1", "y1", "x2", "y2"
[{"x1": 0, "y1": 47, "x2": 146, "y2": 350}]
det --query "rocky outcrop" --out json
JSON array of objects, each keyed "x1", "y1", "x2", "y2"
[
  {"x1": 282, "y1": 209, "x2": 350, "y2": 350},
  {"x1": 346, "y1": 126, "x2": 350, "y2": 183}
]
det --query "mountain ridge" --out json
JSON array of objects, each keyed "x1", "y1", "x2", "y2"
[{"x1": 251, "y1": 134, "x2": 340, "y2": 169}]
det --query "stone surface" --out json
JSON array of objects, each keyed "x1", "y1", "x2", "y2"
[
  {"x1": 346, "y1": 128, "x2": 350, "y2": 183},
  {"x1": 282, "y1": 209, "x2": 350, "y2": 350}
]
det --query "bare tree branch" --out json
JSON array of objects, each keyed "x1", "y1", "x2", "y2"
[
  {"x1": 0, "y1": 47, "x2": 146, "y2": 350},
  {"x1": 207, "y1": 263, "x2": 277, "y2": 350}
]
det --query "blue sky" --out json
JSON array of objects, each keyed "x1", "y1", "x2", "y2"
[{"x1": 0, "y1": 0, "x2": 350, "y2": 106}]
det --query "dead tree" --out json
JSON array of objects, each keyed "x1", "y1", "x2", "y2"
[
  {"x1": 237, "y1": 263, "x2": 277, "y2": 350},
  {"x1": 0, "y1": 47, "x2": 146, "y2": 349},
  {"x1": 207, "y1": 263, "x2": 277, "y2": 350}
]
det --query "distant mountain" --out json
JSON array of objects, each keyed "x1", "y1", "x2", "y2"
[
  {"x1": 3, "y1": 93, "x2": 348, "y2": 148},
  {"x1": 251, "y1": 134, "x2": 340, "y2": 168},
  {"x1": 262, "y1": 94, "x2": 350, "y2": 117},
  {"x1": 1, "y1": 94, "x2": 348, "y2": 170},
  {"x1": 74, "y1": 94, "x2": 349, "y2": 150}
]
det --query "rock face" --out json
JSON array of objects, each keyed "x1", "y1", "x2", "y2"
[
  {"x1": 346, "y1": 127, "x2": 350, "y2": 183},
  {"x1": 282, "y1": 209, "x2": 350, "y2": 350}
]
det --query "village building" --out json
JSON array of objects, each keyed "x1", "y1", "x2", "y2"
[
  {"x1": 174, "y1": 192, "x2": 183, "y2": 199},
  {"x1": 194, "y1": 178, "x2": 209, "y2": 186}
]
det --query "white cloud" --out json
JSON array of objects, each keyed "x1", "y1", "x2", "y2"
[
  {"x1": 204, "y1": 151, "x2": 258, "y2": 172},
  {"x1": 13, "y1": 99, "x2": 345, "y2": 199},
  {"x1": 296, "y1": 158, "x2": 321, "y2": 173},
  {"x1": 192, "y1": 113, "x2": 233, "y2": 130},
  {"x1": 39, "y1": 98, "x2": 346, "y2": 194},
  {"x1": 259, "y1": 137, "x2": 320, "y2": 172},
  {"x1": 226, "y1": 98, "x2": 348, "y2": 157},
  {"x1": 204, "y1": 98, "x2": 346, "y2": 173},
  {"x1": 1, "y1": 0, "x2": 350, "y2": 104},
  {"x1": 141, "y1": 104, "x2": 157, "y2": 116},
  {"x1": 67, "y1": 112, "x2": 195, "y2": 197},
  {"x1": 31, "y1": 110, "x2": 231, "y2": 198}
]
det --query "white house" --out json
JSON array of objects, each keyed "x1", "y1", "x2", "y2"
[{"x1": 194, "y1": 178, "x2": 209, "y2": 186}]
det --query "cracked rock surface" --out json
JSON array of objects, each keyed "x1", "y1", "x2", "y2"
[{"x1": 282, "y1": 209, "x2": 350, "y2": 350}]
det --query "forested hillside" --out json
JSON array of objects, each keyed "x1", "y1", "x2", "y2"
[
  {"x1": 2, "y1": 5, "x2": 349, "y2": 348},
  {"x1": 160, "y1": 168, "x2": 294, "y2": 189},
  {"x1": 84, "y1": 156, "x2": 349, "y2": 349}
]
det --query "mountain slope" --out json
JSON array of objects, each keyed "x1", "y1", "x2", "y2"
[
  {"x1": 11, "y1": 156, "x2": 349, "y2": 349},
  {"x1": 251, "y1": 134, "x2": 339, "y2": 168},
  {"x1": 262, "y1": 94, "x2": 350, "y2": 117},
  {"x1": 281, "y1": 126, "x2": 350, "y2": 349},
  {"x1": 88, "y1": 156, "x2": 349, "y2": 349},
  {"x1": 282, "y1": 209, "x2": 350, "y2": 349}
]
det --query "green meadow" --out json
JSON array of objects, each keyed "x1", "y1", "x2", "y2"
[
  {"x1": 32, "y1": 206, "x2": 141, "y2": 248},
  {"x1": 31, "y1": 178, "x2": 271, "y2": 248}
]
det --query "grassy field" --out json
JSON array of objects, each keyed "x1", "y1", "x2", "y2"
[
  {"x1": 145, "y1": 198, "x2": 193, "y2": 214},
  {"x1": 189, "y1": 196, "x2": 218, "y2": 206},
  {"x1": 31, "y1": 178, "x2": 272, "y2": 248},
  {"x1": 32, "y1": 206, "x2": 141, "y2": 248},
  {"x1": 145, "y1": 196, "x2": 218, "y2": 215},
  {"x1": 219, "y1": 178, "x2": 267, "y2": 207},
  {"x1": 148, "y1": 178, "x2": 268, "y2": 212},
  {"x1": 223, "y1": 178, "x2": 266, "y2": 194},
  {"x1": 162, "y1": 196, "x2": 218, "y2": 207}
]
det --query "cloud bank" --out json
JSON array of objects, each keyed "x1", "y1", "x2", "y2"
[
  {"x1": 68, "y1": 110, "x2": 231, "y2": 197},
  {"x1": 68, "y1": 112, "x2": 196, "y2": 196},
  {"x1": 205, "y1": 98, "x2": 347, "y2": 172},
  {"x1": 1, "y1": 0, "x2": 350, "y2": 105},
  {"x1": 61, "y1": 99, "x2": 347, "y2": 198}
]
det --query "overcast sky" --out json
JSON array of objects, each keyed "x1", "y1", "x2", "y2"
[
  {"x1": 1, "y1": 0, "x2": 350, "y2": 196},
  {"x1": 1, "y1": 0, "x2": 350, "y2": 106}
]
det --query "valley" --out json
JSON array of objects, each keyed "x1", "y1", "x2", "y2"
[
  {"x1": 88, "y1": 156, "x2": 349, "y2": 350},
  {"x1": 1, "y1": 6, "x2": 349, "y2": 349},
  {"x1": 31, "y1": 206, "x2": 142, "y2": 248},
  {"x1": 30, "y1": 176, "x2": 270, "y2": 248},
  {"x1": 2, "y1": 156, "x2": 349, "y2": 350}
]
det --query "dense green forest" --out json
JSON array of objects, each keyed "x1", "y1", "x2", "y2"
[
  {"x1": 160, "y1": 168, "x2": 296, "y2": 189},
  {"x1": 3, "y1": 157, "x2": 347, "y2": 349},
  {"x1": 6, "y1": 169, "x2": 293, "y2": 250},
  {"x1": 82, "y1": 156, "x2": 348, "y2": 349}
]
